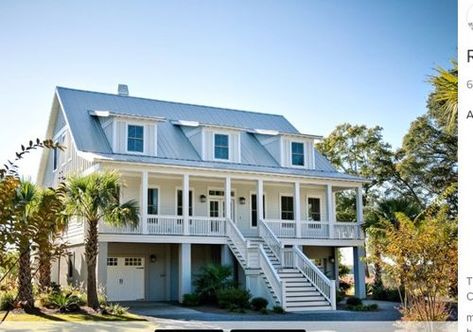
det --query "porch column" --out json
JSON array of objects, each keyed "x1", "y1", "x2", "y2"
[
  {"x1": 353, "y1": 246, "x2": 367, "y2": 299},
  {"x1": 183, "y1": 174, "x2": 190, "y2": 235},
  {"x1": 294, "y1": 181, "x2": 301, "y2": 238},
  {"x1": 333, "y1": 247, "x2": 339, "y2": 288},
  {"x1": 256, "y1": 179, "x2": 264, "y2": 222},
  {"x1": 178, "y1": 243, "x2": 192, "y2": 302},
  {"x1": 356, "y1": 186, "x2": 364, "y2": 239},
  {"x1": 326, "y1": 184, "x2": 334, "y2": 238},
  {"x1": 97, "y1": 242, "x2": 108, "y2": 292},
  {"x1": 224, "y1": 176, "x2": 232, "y2": 219},
  {"x1": 141, "y1": 171, "x2": 149, "y2": 234}
]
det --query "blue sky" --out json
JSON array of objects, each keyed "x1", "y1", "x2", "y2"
[{"x1": 0, "y1": 0, "x2": 457, "y2": 180}]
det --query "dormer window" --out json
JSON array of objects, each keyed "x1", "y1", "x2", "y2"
[
  {"x1": 127, "y1": 125, "x2": 144, "y2": 153},
  {"x1": 214, "y1": 134, "x2": 229, "y2": 160},
  {"x1": 291, "y1": 142, "x2": 305, "y2": 166}
]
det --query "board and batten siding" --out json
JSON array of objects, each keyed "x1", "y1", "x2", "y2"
[
  {"x1": 114, "y1": 119, "x2": 157, "y2": 156},
  {"x1": 203, "y1": 128, "x2": 240, "y2": 162},
  {"x1": 281, "y1": 137, "x2": 315, "y2": 169}
]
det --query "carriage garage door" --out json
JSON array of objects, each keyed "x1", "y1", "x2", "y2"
[{"x1": 106, "y1": 257, "x2": 145, "y2": 301}]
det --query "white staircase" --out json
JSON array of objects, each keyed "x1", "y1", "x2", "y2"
[{"x1": 225, "y1": 218, "x2": 336, "y2": 312}]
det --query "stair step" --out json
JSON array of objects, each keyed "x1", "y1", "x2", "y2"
[
  {"x1": 280, "y1": 277, "x2": 307, "y2": 281},
  {"x1": 284, "y1": 286, "x2": 318, "y2": 292},
  {"x1": 286, "y1": 296, "x2": 326, "y2": 302},
  {"x1": 284, "y1": 281, "x2": 312, "y2": 286},
  {"x1": 286, "y1": 291, "x2": 321, "y2": 297},
  {"x1": 285, "y1": 306, "x2": 332, "y2": 312}
]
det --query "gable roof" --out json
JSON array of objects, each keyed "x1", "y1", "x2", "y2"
[{"x1": 49, "y1": 86, "x2": 365, "y2": 183}]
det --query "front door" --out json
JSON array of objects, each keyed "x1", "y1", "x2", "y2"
[
  {"x1": 209, "y1": 199, "x2": 235, "y2": 219},
  {"x1": 106, "y1": 256, "x2": 145, "y2": 301}
]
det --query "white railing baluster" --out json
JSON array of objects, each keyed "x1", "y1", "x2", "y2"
[
  {"x1": 259, "y1": 220, "x2": 283, "y2": 263},
  {"x1": 258, "y1": 244, "x2": 284, "y2": 309}
]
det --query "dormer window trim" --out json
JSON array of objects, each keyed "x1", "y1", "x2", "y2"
[
  {"x1": 291, "y1": 141, "x2": 305, "y2": 167},
  {"x1": 213, "y1": 132, "x2": 230, "y2": 161},
  {"x1": 126, "y1": 123, "x2": 145, "y2": 154}
]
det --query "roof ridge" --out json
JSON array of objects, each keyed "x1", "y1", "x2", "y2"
[{"x1": 55, "y1": 86, "x2": 298, "y2": 125}]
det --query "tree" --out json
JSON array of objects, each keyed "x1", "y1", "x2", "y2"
[{"x1": 63, "y1": 171, "x2": 139, "y2": 309}]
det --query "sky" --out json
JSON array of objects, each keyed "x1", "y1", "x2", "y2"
[{"x1": 0, "y1": 0, "x2": 457, "y2": 181}]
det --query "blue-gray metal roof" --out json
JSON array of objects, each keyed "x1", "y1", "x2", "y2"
[{"x1": 56, "y1": 86, "x2": 361, "y2": 182}]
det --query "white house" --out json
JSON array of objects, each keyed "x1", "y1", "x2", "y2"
[{"x1": 37, "y1": 85, "x2": 367, "y2": 312}]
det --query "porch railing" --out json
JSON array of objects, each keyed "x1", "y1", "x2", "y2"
[
  {"x1": 258, "y1": 244, "x2": 285, "y2": 309},
  {"x1": 264, "y1": 219, "x2": 361, "y2": 240},
  {"x1": 189, "y1": 217, "x2": 226, "y2": 236},
  {"x1": 264, "y1": 219, "x2": 296, "y2": 238},
  {"x1": 226, "y1": 218, "x2": 251, "y2": 267},
  {"x1": 259, "y1": 220, "x2": 283, "y2": 263}
]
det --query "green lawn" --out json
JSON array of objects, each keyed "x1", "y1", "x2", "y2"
[{"x1": 0, "y1": 311, "x2": 146, "y2": 322}]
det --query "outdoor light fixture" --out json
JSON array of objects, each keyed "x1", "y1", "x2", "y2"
[
  {"x1": 200, "y1": 194, "x2": 207, "y2": 203},
  {"x1": 150, "y1": 254, "x2": 157, "y2": 263},
  {"x1": 239, "y1": 197, "x2": 246, "y2": 205},
  {"x1": 329, "y1": 256, "x2": 335, "y2": 263}
]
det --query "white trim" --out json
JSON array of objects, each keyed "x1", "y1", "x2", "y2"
[
  {"x1": 213, "y1": 132, "x2": 231, "y2": 161},
  {"x1": 175, "y1": 187, "x2": 195, "y2": 216},
  {"x1": 279, "y1": 193, "x2": 294, "y2": 220},
  {"x1": 112, "y1": 119, "x2": 118, "y2": 152},
  {"x1": 237, "y1": 132, "x2": 241, "y2": 163},
  {"x1": 201, "y1": 128, "x2": 206, "y2": 160},
  {"x1": 154, "y1": 123, "x2": 159, "y2": 156},
  {"x1": 290, "y1": 140, "x2": 306, "y2": 168},
  {"x1": 279, "y1": 137, "x2": 284, "y2": 167},
  {"x1": 249, "y1": 191, "x2": 266, "y2": 228},
  {"x1": 126, "y1": 122, "x2": 146, "y2": 155},
  {"x1": 306, "y1": 194, "x2": 323, "y2": 221},
  {"x1": 146, "y1": 186, "x2": 160, "y2": 216}
]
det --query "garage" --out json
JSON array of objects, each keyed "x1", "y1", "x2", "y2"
[{"x1": 106, "y1": 256, "x2": 145, "y2": 301}]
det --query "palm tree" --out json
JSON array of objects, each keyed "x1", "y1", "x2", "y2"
[
  {"x1": 13, "y1": 181, "x2": 40, "y2": 310},
  {"x1": 429, "y1": 61, "x2": 458, "y2": 134},
  {"x1": 63, "y1": 171, "x2": 139, "y2": 309}
]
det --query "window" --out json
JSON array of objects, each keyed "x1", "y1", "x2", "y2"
[
  {"x1": 148, "y1": 188, "x2": 158, "y2": 215},
  {"x1": 307, "y1": 197, "x2": 321, "y2": 221},
  {"x1": 177, "y1": 190, "x2": 193, "y2": 216},
  {"x1": 209, "y1": 190, "x2": 234, "y2": 197},
  {"x1": 214, "y1": 134, "x2": 229, "y2": 160},
  {"x1": 251, "y1": 194, "x2": 266, "y2": 227},
  {"x1": 281, "y1": 196, "x2": 294, "y2": 220},
  {"x1": 124, "y1": 257, "x2": 142, "y2": 266},
  {"x1": 107, "y1": 257, "x2": 118, "y2": 266},
  {"x1": 53, "y1": 147, "x2": 58, "y2": 171},
  {"x1": 67, "y1": 253, "x2": 74, "y2": 278},
  {"x1": 209, "y1": 201, "x2": 219, "y2": 217},
  {"x1": 127, "y1": 125, "x2": 144, "y2": 152},
  {"x1": 291, "y1": 142, "x2": 305, "y2": 166}
]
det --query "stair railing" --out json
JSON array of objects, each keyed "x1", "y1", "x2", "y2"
[
  {"x1": 258, "y1": 244, "x2": 285, "y2": 309},
  {"x1": 259, "y1": 219, "x2": 284, "y2": 265},
  {"x1": 226, "y1": 218, "x2": 250, "y2": 266},
  {"x1": 293, "y1": 246, "x2": 336, "y2": 309}
]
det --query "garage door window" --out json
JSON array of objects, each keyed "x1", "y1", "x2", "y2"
[
  {"x1": 107, "y1": 257, "x2": 118, "y2": 266},
  {"x1": 124, "y1": 257, "x2": 143, "y2": 266}
]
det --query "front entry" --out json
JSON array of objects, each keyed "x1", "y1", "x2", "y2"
[
  {"x1": 209, "y1": 198, "x2": 235, "y2": 220},
  {"x1": 106, "y1": 256, "x2": 145, "y2": 301}
]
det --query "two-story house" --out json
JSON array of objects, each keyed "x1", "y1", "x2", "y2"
[{"x1": 37, "y1": 85, "x2": 367, "y2": 312}]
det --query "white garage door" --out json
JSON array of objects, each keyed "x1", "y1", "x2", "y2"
[{"x1": 106, "y1": 257, "x2": 145, "y2": 301}]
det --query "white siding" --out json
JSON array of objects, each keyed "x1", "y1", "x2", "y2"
[
  {"x1": 115, "y1": 119, "x2": 157, "y2": 156},
  {"x1": 281, "y1": 137, "x2": 315, "y2": 169},
  {"x1": 203, "y1": 128, "x2": 240, "y2": 163}
]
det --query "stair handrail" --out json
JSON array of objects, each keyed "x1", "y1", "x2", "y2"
[
  {"x1": 259, "y1": 219, "x2": 283, "y2": 263},
  {"x1": 226, "y1": 218, "x2": 250, "y2": 263},
  {"x1": 258, "y1": 244, "x2": 285, "y2": 309},
  {"x1": 293, "y1": 246, "x2": 336, "y2": 309}
]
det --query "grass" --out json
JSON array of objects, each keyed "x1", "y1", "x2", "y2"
[{"x1": 0, "y1": 310, "x2": 146, "y2": 322}]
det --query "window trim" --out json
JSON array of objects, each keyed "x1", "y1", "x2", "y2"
[
  {"x1": 291, "y1": 141, "x2": 305, "y2": 167},
  {"x1": 175, "y1": 187, "x2": 195, "y2": 217},
  {"x1": 279, "y1": 193, "x2": 295, "y2": 221},
  {"x1": 213, "y1": 132, "x2": 230, "y2": 161},
  {"x1": 126, "y1": 123, "x2": 146, "y2": 154},
  {"x1": 250, "y1": 191, "x2": 266, "y2": 228},
  {"x1": 52, "y1": 146, "x2": 59, "y2": 172},
  {"x1": 306, "y1": 194, "x2": 323, "y2": 221},
  {"x1": 147, "y1": 186, "x2": 160, "y2": 216}
]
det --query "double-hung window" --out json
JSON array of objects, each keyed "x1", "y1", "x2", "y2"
[
  {"x1": 307, "y1": 197, "x2": 321, "y2": 221},
  {"x1": 281, "y1": 196, "x2": 294, "y2": 220},
  {"x1": 291, "y1": 142, "x2": 304, "y2": 166},
  {"x1": 148, "y1": 188, "x2": 159, "y2": 215},
  {"x1": 177, "y1": 190, "x2": 193, "y2": 216},
  {"x1": 127, "y1": 125, "x2": 144, "y2": 153},
  {"x1": 214, "y1": 134, "x2": 229, "y2": 160}
]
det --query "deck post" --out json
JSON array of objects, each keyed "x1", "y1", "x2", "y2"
[
  {"x1": 178, "y1": 243, "x2": 192, "y2": 302},
  {"x1": 183, "y1": 174, "x2": 190, "y2": 235},
  {"x1": 294, "y1": 181, "x2": 301, "y2": 238},
  {"x1": 353, "y1": 246, "x2": 367, "y2": 299},
  {"x1": 257, "y1": 179, "x2": 264, "y2": 227},
  {"x1": 224, "y1": 176, "x2": 232, "y2": 220},
  {"x1": 141, "y1": 171, "x2": 148, "y2": 234},
  {"x1": 326, "y1": 184, "x2": 334, "y2": 238},
  {"x1": 356, "y1": 186, "x2": 364, "y2": 239}
]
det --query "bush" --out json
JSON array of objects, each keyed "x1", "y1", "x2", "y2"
[
  {"x1": 182, "y1": 293, "x2": 200, "y2": 307},
  {"x1": 250, "y1": 297, "x2": 268, "y2": 311},
  {"x1": 193, "y1": 264, "x2": 233, "y2": 304},
  {"x1": 216, "y1": 288, "x2": 251, "y2": 310},
  {"x1": 47, "y1": 293, "x2": 81, "y2": 312},
  {"x1": 346, "y1": 296, "x2": 362, "y2": 306},
  {"x1": 260, "y1": 308, "x2": 269, "y2": 315},
  {"x1": 338, "y1": 280, "x2": 351, "y2": 294},
  {"x1": 346, "y1": 303, "x2": 378, "y2": 311},
  {"x1": 0, "y1": 290, "x2": 15, "y2": 310},
  {"x1": 272, "y1": 305, "x2": 284, "y2": 314},
  {"x1": 371, "y1": 284, "x2": 402, "y2": 302},
  {"x1": 336, "y1": 290, "x2": 345, "y2": 303},
  {"x1": 105, "y1": 303, "x2": 129, "y2": 316}
]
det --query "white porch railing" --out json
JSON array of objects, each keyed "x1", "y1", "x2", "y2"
[
  {"x1": 98, "y1": 221, "x2": 141, "y2": 234},
  {"x1": 147, "y1": 215, "x2": 184, "y2": 235},
  {"x1": 264, "y1": 219, "x2": 296, "y2": 238},
  {"x1": 226, "y1": 218, "x2": 250, "y2": 266},
  {"x1": 333, "y1": 222, "x2": 361, "y2": 239},
  {"x1": 292, "y1": 246, "x2": 336, "y2": 309},
  {"x1": 259, "y1": 220, "x2": 283, "y2": 263},
  {"x1": 189, "y1": 217, "x2": 226, "y2": 236},
  {"x1": 259, "y1": 244, "x2": 285, "y2": 309},
  {"x1": 300, "y1": 221, "x2": 329, "y2": 238}
]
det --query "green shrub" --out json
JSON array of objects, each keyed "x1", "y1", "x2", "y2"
[
  {"x1": 48, "y1": 293, "x2": 81, "y2": 312},
  {"x1": 336, "y1": 290, "x2": 345, "y2": 303},
  {"x1": 338, "y1": 280, "x2": 351, "y2": 294},
  {"x1": 216, "y1": 288, "x2": 251, "y2": 310},
  {"x1": 346, "y1": 296, "x2": 362, "y2": 306},
  {"x1": 250, "y1": 297, "x2": 268, "y2": 311},
  {"x1": 272, "y1": 305, "x2": 284, "y2": 314},
  {"x1": 371, "y1": 284, "x2": 402, "y2": 302},
  {"x1": 346, "y1": 303, "x2": 378, "y2": 311},
  {"x1": 105, "y1": 303, "x2": 129, "y2": 316},
  {"x1": 182, "y1": 293, "x2": 200, "y2": 306},
  {"x1": 260, "y1": 308, "x2": 269, "y2": 315},
  {"x1": 0, "y1": 290, "x2": 16, "y2": 310},
  {"x1": 193, "y1": 264, "x2": 233, "y2": 304}
]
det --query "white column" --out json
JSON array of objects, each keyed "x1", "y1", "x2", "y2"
[
  {"x1": 178, "y1": 243, "x2": 192, "y2": 302},
  {"x1": 333, "y1": 247, "x2": 339, "y2": 288},
  {"x1": 256, "y1": 179, "x2": 264, "y2": 222},
  {"x1": 183, "y1": 174, "x2": 190, "y2": 235},
  {"x1": 224, "y1": 176, "x2": 232, "y2": 219},
  {"x1": 294, "y1": 181, "x2": 301, "y2": 238},
  {"x1": 141, "y1": 171, "x2": 148, "y2": 234},
  {"x1": 353, "y1": 246, "x2": 367, "y2": 299},
  {"x1": 356, "y1": 186, "x2": 364, "y2": 239},
  {"x1": 326, "y1": 184, "x2": 334, "y2": 238},
  {"x1": 96, "y1": 242, "x2": 108, "y2": 292}
]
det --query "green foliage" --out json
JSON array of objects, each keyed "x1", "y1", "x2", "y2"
[
  {"x1": 182, "y1": 293, "x2": 200, "y2": 307},
  {"x1": 0, "y1": 289, "x2": 16, "y2": 310},
  {"x1": 193, "y1": 264, "x2": 233, "y2": 304},
  {"x1": 47, "y1": 292, "x2": 81, "y2": 313},
  {"x1": 338, "y1": 280, "x2": 351, "y2": 294},
  {"x1": 347, "y1": 303, "x2": 378, "y2": 311},
  {"x1": 346, "y1": 296, "x2": 362, "y2": 306},
  {"x1": 369, "y1": 284, "x2": 402, "y2": 302},
  {"x1": 250, "y1": 297, "x2": 268, "y2": 311},
  {"x1": 216, "y1": 288, "x2": 251, "y2": 311},
  {"x1": 272, "y1": 305, "x2": 284, "y2": 314},
  {"x1": 105, "y1": 303, "x2": 129, "y2": 316}
]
